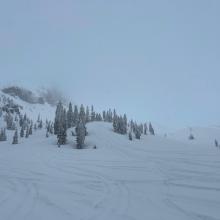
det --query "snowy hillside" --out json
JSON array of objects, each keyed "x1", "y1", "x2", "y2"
[
  {"x1": 0, "y1": 121, "x2": 219, "y2": 220},
  {"x1": 169, "y1": 126, "x2": 220, "y2": 147},
  {"x1": 0, "y1": 90, "x2": 55, "y2": 122}
]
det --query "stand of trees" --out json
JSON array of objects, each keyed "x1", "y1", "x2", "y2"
[{"x1": 0, "y1": 96, "x2": 157, "y2": 148}]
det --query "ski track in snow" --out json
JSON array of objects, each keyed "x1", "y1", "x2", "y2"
[{"x1": 0, "y1": 122, "x2": 220, "y2": 220}]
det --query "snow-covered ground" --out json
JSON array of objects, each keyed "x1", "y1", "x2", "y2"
[
  {"x1": 169, "y1": 126, "x2": 220, "y2": 147},
  {"x1": 0, "y1": 122, "x2": 220, "y2": 220}
]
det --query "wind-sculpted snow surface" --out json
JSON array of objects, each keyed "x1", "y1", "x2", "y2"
[{"x1": 0, "y1": 122, "x2": 220, "y2": 220}]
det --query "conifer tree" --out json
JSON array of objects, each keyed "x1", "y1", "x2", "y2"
[
  {"x1": 0, "y1": 129, "x2": 7, "y2": 141},
  {"x1": 37, "y1": 114, "x2": 41, "y2": 123},
  {"x1": 123, "y1": 114, "x2": 127, "y2": 134},
  {"x1": 19, "y1": 115, "x2": 24, "y2": 127},
  {"x1": 76, "y1": 120, "x2": 86, "y2": 149},
  {"x1": 91, "y1": 105, "x2": 95, "y2": 121},
  {"x1": 25, "y1": 127, "x2": 29, "y2": 138},
  {"x1": 73, "y1": 105, "x2": 79, "y2": 126},
  {"x1": 67, "y1": 102, "x2": 73, "y2": 128},
  {"x1": 189, "y1": 133, "x2": 195, "y2": 140},
  {"x1": 129, "y1": 131, "x2": 132, "y2": 141},
  {"x1": 29, "y1": 124, "x2": 33, "y2": 135},
  {"x1": 54, "y1": 101, "x2": 64, "y2": 135},
  {"x1": 5, "y1": 113, "x2": 14, "y2": 130},
  {"x1": 57, "y1": 108, "x2": 67, "y2": 146},
  {"x1": 12, "y1": 129, "x2": 18, "y2": 144},
  {"x1": 38, "y1": 120, "x2": 43, "y2": 129},
  {"x1": 3, "y1": 128, "x2": 7, "y2": 141},
  {"x1": 103, "y1": 111, "x2": 106, "y2": 121},
  {"x1": 20, "y1": 126, "x2": 24, "y2": 138},
  {"x1": 135, "y1": 128, "x2": 141, "y2": 139},
  {"x1": 79, "y1": 104, "x2": 86, "y2": 124},
  {"x1": 149, "y1": 122, "x2": 155, "y2": 135},
  {"x1": 86, "y1": 106, "x2": 90, "y2": 123},
  {"x1": 144, "y1": 123, "x2": 148, "y2": 135}
]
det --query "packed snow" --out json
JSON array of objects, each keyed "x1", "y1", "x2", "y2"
[{"x1": 0, "y1": 122, "x2": 220, "y2": 220}]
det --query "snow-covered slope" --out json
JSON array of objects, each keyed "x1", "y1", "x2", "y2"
[
  {"x1": 0, "y1": 90, "x2": 55, "y2": 122},
  {"x1": 0, "y1": 122, "x2": 219, "y2": 220},
  {"x1": 169, "y1": 126, "x2": 220, "y2": 147}
]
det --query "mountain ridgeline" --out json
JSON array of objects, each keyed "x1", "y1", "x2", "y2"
[{"x1": 2, "y1": 86, "x2": 66, "y2": 106}]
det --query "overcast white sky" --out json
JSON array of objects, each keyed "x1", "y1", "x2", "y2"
[{"x1": 0, "y1": 0, "x2": 220, "y2": 128}]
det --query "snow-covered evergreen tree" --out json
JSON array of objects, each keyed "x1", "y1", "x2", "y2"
[
  {"x1": 38, "y1": 120, "x2": 43, "y2": 129},
  {"x1": 189, "y1": 133, "x2": 195, "y2": 140},
  {"x1": 129, "y1": 131, "x2": 132, "y2": 141},
  {"x1": 149, "y1": 122, "x2": 155, "y2": 135},
  {"x1": 0, "y1": 128, "x2": 7, "y2": 141},
  {"x1": 25, "y1": 127, "x2": 29, "y2": 138},
  {"x1": 54, "y1": 101, "x2": 64, "y2": 135},
  {"x1": 20, "y1": 126, "x2": 24, "y2": 138},
  {"x1": 91, "y1": 105, "x2": 95, "y2": 122},
  {"x1": 135, "y1": 128, "x2": 141, "y2": 139},
  {"x1": 144, "y1": 123, "x2": 148, "y2": 135},
  {"x1": 12, "y1": 129, "x2": 18, "y2": 144},
  {"x1": 86, "y1": 106, "x2": 90, "y2": 123},
  {"x1": 37, "y1": 114, "x2": 41, "y2": 123},
  {"x1": 76, "y1": 120, "x2": 86, "y2": 149},
  {"x1": 103, "y1": 111, "x2": 106, "y2": 121},
  {"x1": 67, "y1": 102, "x2": 73, "y2": 128},
  {"x1": 29, "y1": 124, "x2": 33, "y2": 135},
  {"x1": 73, "y1": 105, "x2": 79, "y2": 126},
  {"x1": 5, "y1": 113, "x2": 14, "y2": 130},
  {"x1": 79, "y1": 104, "x2": 86, "y2": 124},
  {"x1": 57, "y1": 108, "x2": 67, "y2": 146}
]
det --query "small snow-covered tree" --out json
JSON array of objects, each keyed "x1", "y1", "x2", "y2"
[
  {"x1": 25, "y1": 127, "x2": 29, "y2": 138},
  {"x1": 57, "y1": 109, "x2": 67, "y2": 146},
  {"x1": 135, "y1": 128, "x2": 141, "y2": 139},
  {"x1": 91, "y1": 105, "x2": 95, "y2": 122},
  {"x1": 129, "y1": 131, "x2": 132, "y2": 141},
  {"x1": 20, "y1": 126, "x2": 24, "y2": 138},
  {"x1": 38, "y1": 120, "x2": 43, "y2": 129},
  {"x1": 189, "y1": 134, "x2": 195, "y2": 140},
  {"x1": 149, "y1": 122, "x2": 155, "y2": 135},
  {"x1": 29, "y1": 124, "x2": 33, "y2": 135},
  {"x1": 5, "y1": 113, "x2": 14, "y2": 130},
  {"x1": 12, "y1": 130, "x2": 18, "y2": 144},
  {"x1": 0, "y1": 129, "x2": 7, "y2": 141},
  {"x1": 79, "y1": 104, "x2": 86, "y2": 124},
  {"x1": 73, "y1": 105, "x2": 79, "y2": 126},
  {"x1": 144, "y1": 123, "x2": 148, "y2": 135},
  {"x1": 86, "y1": 106, "x2": 90, "y2": 123},
  {"x1": 103, "y1": 111, "x2": 106, "y2": 121},
  {"x1": 54, "y1": 101, "x2": 64, "y2": 135},
  {"x1": 37, "y1": 114, "x2": 41, "y2": 123},
  {"x1": 67, "y1": 102, "x2": 73, "y2": 128}
]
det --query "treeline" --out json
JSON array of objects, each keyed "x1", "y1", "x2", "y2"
[
  {"x1": 112, "y1": 110, "x2": 155, "y2": 140},
  {"x1": 0, "y1": 102, "x2": 48, "y2": 144},
  {"x1": 0, "y1": 98, "x2": 156, "y2": 148}
]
